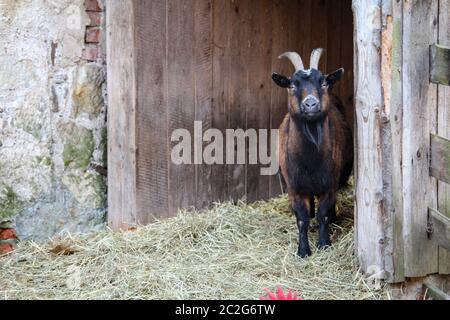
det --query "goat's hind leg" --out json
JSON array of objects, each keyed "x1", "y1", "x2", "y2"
[
  {"x1": 291, "y1": 195, "x2": 312, "y2": 258},
  {"x1": 329, "y1": 201, "x2": 337, "y2": 223},
  {"x1": 309, "y1": 195, "x2": 315, "y2": 218},
  {"x1": 317, "y1": 193, "x2": 336, "y2": 249}
]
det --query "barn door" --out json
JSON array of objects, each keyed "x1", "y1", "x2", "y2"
[{"x1": 354, "y1": 0, "x2": 450, "y2": 283}]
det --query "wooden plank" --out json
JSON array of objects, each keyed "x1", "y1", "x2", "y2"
[
  {"x1": 430, "y1": 44, "x2": 450, "y2": 86},
  {"x1": 381, "y1": 0, "x2": 405, "y2": 283},
  {"x1": 352, "y1": 0, "x2": 359, "y2": 255},
  {"x1": 340, "y1": 0, "x2": 354, "y2": 130},
  {"x1": 297, "y1": 0, "x2": 312, "y2": 60},
  {"x1": 245, "y1": 0, "x2": 272, "y2": 202},
  {"x1": 167, "y1": 0, "x2": 196, "y2": 215},
  {"x1": 194, "y1": 0, "x2": 213, "y2": 209},
  {"x1": 437, "y1": 0, "x2": 450, "y2": 274},
  {"x1": 402, "y1": 0, "x2": 439, "y2": 277},
  {"x1": 374, "y1": 0, "x2": 404, "y2": 283},
  {"x1": 211, "y1": 0, "x2": 231, "y2": 203},
  {"x1": 428, "y1": 208, "x2": 450, "y2": 251},
  {"x1": 423, "y1": 282, "x2": 450, "y2": 300},
  {"x1": 430, "y1": 134, "x2": 450, "y2": 184},
  {"x1": 310, "y1": 0, "x2": 328, "y2": 71},
  {"x1": 106, "y1": 0, "x2": 137, "y2": 230},
  {"x1": 134, "y1": 0, "x2": 169, "y2": 224},
  {"x1": 353, "y1": 0, "x2": 386, "y2": 279},
  {"x1": 226, "y1": 0, "x2": 249, "y2": 202},
  {"x1": 269, "y1": 0, "x2": 291, "y2": 197},
  {"x1": 326, "y1": 0, "x2": 342, "y2": 74},
  {"x1": 244, "y1": 1, "x2": 259, "y2": 203},
  {"x1": 326, "y1": 0, "x2": 343, "y2": 118}
]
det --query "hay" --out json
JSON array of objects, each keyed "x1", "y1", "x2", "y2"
[{"x1": 0, "y1": 185, "x2": 388, "y2": 300}]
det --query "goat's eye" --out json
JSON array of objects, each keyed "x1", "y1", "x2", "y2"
[{"x1": 288, "y1": 86, "x2": 296, "y2": 94}]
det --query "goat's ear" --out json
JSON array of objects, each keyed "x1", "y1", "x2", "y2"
[
  {"x1": 326, "y1": 68, "x2": 344, "y2": 85},
  {"x1": 272, "y1": 72, "x2": 291, "y2": 88}
]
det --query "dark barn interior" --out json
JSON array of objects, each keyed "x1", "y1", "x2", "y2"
[{"x1": 128, "y1": 0, "x2": 354, "y2": 222}]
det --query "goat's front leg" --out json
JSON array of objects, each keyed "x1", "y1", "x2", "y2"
[
  {"x1": 317, "y1": 192, "x2": 336, "y2": 249},
  {"x1": 291, "y1": 195, "x2": 312, "y2": 258}
]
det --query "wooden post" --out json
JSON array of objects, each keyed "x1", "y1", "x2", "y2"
[
  {"x1": 106, "y1": 0, "x2": 137, "y2": 230},
  {"x1": 353, "y1": 0, "x2": 388, "y2": 280}
]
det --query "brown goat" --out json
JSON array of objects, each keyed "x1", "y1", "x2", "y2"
[{"x1": 272, "y1": 49, "x2": 353, "y2": 257}]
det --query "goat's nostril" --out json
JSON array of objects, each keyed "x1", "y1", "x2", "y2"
[
  {"x1": 303, "y1": 97, "x2": 319, "y2": 111},
  {"x1": 306, "y1": 101, "x2": 316, "y2": 108}
]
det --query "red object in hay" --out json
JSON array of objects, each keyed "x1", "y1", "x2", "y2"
[
  {"x1": 0, "y1": 243, "x2": 15, "y2": 255},
  {"x1": 260, "y1": 287, "x2": 302, "y2": 300},
  {"x1": 0, "y1": 228, "x2": 18, "y2": 240}
]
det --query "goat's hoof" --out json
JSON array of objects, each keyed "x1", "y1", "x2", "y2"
[
  {"x1": 297, "y1": 246, "x2": 312, "y2": 258},
  {"x1": 317, "y1": 241, "x2": 331, "y2": 250}
]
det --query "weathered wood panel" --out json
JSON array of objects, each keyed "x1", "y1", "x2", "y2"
[
  {"x1": 382, "y1": 0, "x2": 405, "y2": 283},
  {"x1": 431, "y1": 134, "x2": 450, "y2": 185},
  {"x1": 167, "y1": 0, "x2": 197, "y2": 215},
  {"x1": 428, "y1": 208, "x2": 450, "y2": 251},
  {"x1": 194, "y1": 0, "x2": 214, "y2": 209},
  {"x1": 269, "y1": 0, "x2": 289, "y2": 197},
  {"x1": 310, "y1": 0, "x2": 328, "y2": 71},
  {"x1": 353, "y1": 0, "x2": 450, "y2": 282},
  {"x1": 402, "y1": 0, "x2": 439, "y2": 277},
  {"x1": 226, "y1": 0, "x2": 249, "y2": 202},
  {"x1": 297, "y1": 0, "x2": 312, "y2": 60},
  {"x1": 106, "y1": 0, "x2": 137, "y2": 229},
  {"x1": 437, "y1": 0, "x2": 450, "y2": 274},
  {"x1": 423, "y1": 281, "x2": 450, "y2": 300},
  {"x1": 210, "y1": 0, "x2": 230, "y2": 203},
  {"x1": 247, "y1": 0, "x2": 272, "y2": 202},
  {"x1": 134, "y1": 0, "x2": 169, "y2": 223},
  {"x1": 340, "y1": 0, "x2": 355, "y2": 130},
  {"x1": 326, "y1": 0, "x2": 342, "y2": 76},
  {"x1": 430, "y1": 44, "x2": 450, "y2": 86}
]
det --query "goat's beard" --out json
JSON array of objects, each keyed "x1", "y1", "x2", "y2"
[
  {"x1": 301, "y1": 121, "x2": 323, "y2": 149},
  {"x1": 290, "y1": 109, "x2": 327, "y2": 148}
]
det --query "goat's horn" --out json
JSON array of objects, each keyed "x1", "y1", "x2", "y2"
[
  {"x1": 278, "y1": 52, "x2": 304, "y2": 72},
  {"x1": 309, "y1": 48, "x2": 324, "y2": 70}
]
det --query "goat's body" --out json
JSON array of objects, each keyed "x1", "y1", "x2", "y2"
[
  {"x1": 279, "y1": 96, "x2": 353, "y2": 198},
  {"x1": 279, "y1": 95, "x2": 353, "y2": 257},
  {"x1": 272, "y1": 48, "x2": 353, "y2": 257}
]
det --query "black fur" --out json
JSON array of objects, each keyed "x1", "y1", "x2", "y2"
[{"x1": 286, "y1": 120, "x2": 333, "y2": 196}]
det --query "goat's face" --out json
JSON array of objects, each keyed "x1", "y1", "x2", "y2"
[{"x1": 272, "y1": 68, "x2": 344, "y2": 122}]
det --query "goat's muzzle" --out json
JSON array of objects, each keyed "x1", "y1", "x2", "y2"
[{"x1": 301, "y1": 95, "x2": 321, "y2": 115}]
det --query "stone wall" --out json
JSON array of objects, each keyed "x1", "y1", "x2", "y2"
[{"x1": 0, "y1": 0, "x2": 107, "y2": 242}]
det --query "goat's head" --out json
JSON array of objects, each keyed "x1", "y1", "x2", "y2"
[{"x1": 272, "y1": 49, "x2": 344, "y2": 122}]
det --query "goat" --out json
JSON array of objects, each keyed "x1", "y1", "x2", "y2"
[{"x1": 272, "y1": 48, "x2": 353, "y2": 258}]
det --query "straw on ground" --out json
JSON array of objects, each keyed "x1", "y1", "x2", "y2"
[{"x1": 0, "y1": 186, "x2": 387, "y2": 300}]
